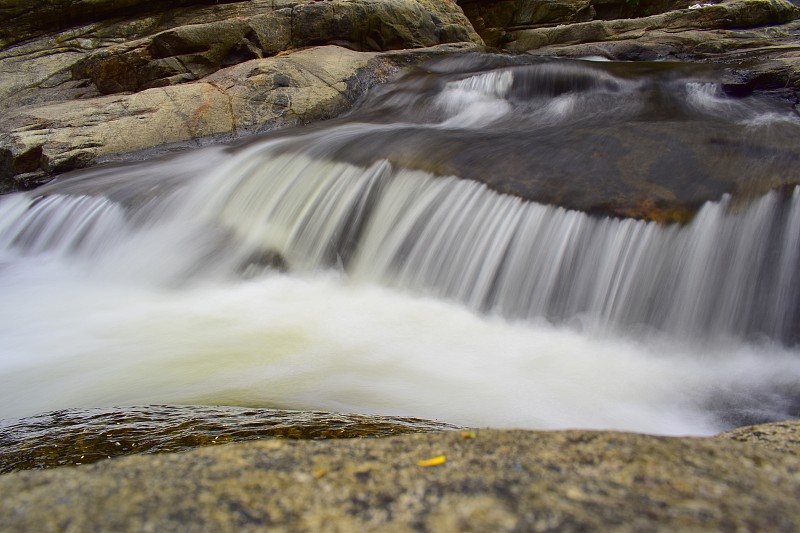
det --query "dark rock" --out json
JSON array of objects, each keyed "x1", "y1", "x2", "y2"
[
  {"x1": 590, "y1": 0, "x2": 695, "y2": 20},
  {"x1": 238, "y1": 249, "x2": 289, "y2": 276},
  {"x1": 459, "y1": 0, "x2": 596, "y2": 46},
  {"x1": 0, "y1": 0, "x2": 243, "y2": 49},
  {"x1": 293, "y1": 56, "x2": 800, "y2": 222},
  {"x1": 504, "y1": 0, "x2": 800, "y2": 53}
]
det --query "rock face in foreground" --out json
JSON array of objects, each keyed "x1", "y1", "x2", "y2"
[{"x1": 1, "y1": 422, "x2": 799, "y2": 531}]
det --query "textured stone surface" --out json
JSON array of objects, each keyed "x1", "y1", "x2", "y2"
[
  {"x1": 504, "y1": 0, "x2": 800, "y2": 52},
  {"x1": 459, "y1": 0, "x2": 595, "y2": 46},
  {"x1": 1, "y1": 422, "x2": 800, "y2": 531},
  {"x1": 0, "y1": 42, "x2": 480, "y2": 192},
  {"x1": 68, "y1": 0, "x2": 482, "y2": 95},
  {"x1": 717, "y1": 419, "x2": 800, "y2": 456},
  {"x1": 0, "y1": 0, "x2": 236, "y2": 48},
  {"x1": 0, "y1": 0, "x2": 483, "y2": 191}
]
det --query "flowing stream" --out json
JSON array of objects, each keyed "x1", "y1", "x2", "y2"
[{"x1": 1, "y1": 56, "x2": 800, "y2": 435}]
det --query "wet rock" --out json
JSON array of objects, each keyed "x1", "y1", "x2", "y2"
[
  {"x1": 1, "y1": 421, "x2": 799, "y2": 531},
  {"x1": 237, "y1": 249, "x2": 289, "y2": 276},
  {"x1": 0, "y1": 43, "x2": 481, "y2": 193},
  {"x1": 0, "y1": 405, "x2": 461, "y2": 474},
  {"x1": 503, "y1": 0, "x2": 800, "y2": 53},
  {"x1": 69, "y1": 0, "x2": 482, "y2": 95},
  {"x1": 0, "y1": 0, "x2": 482, "y2": 192},
  {"x1": 300, "y1": 55, "x2": 800, "y2": 222},
  {"x1": 459, "y1": 0, "x2": 596, "y2": 47},
  {"x1": 457, "y1": 0, "x2": 800, "y2": 96}
]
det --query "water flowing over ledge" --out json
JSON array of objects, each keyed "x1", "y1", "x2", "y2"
[
  {"x1": 3, "y1": 147, "x2": 799, "y2": 344},
  {"x1": 1, "y1": 57, "x2": 799, "y2": 434}
]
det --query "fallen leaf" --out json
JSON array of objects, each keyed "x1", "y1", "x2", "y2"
[{"x1": 417, "y1": 455, "x2": 446, "y2": 467}]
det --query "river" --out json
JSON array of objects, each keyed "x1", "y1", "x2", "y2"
[{"x1": 1, "y1": 55, "x2": 799, "y2": 435}]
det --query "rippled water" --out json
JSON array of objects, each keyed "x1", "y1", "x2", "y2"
[{"x1": 0, "y1": 405, "x2": 460, "y2": 473}]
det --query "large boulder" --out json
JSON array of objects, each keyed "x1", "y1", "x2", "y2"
[
  {"x1": 0, "y1": 0, "x2": 483, "y2": 192},
  {"x1": 0, "y1": 43, "x2": 479, "y2": 192},
  {"x1": 503, "y1": 0, "x2": 800, "y2": 53},
  {"x1": 69, "y1": 0, "x2": 483, "y2": 95},
  {"x1": 0, "y1": 0, "x2": 238, "y2": 49},
  {"x1": 1, "y1": 421, "x2": 799, "y2": 531},
  {"x1": 458, "y1": 0, "x2": 597, "y2": 46},
  {"x1": 0, "y1": 0, "x2": 481, "y2": 112}
]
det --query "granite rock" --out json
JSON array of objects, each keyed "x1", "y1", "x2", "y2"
[
  {"x1": 1, "y1": 422, "x2": 800, "y2": 531},
  {"x1": 0, "y1": 0, "x2": 483, "y2": 191},
  {"x1": 0, "y1": 43, "x2": 481, "y2": 192}
]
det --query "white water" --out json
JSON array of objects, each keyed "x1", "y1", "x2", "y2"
[
  {"x1": 2, "y1": 263, "x2": 797, "y2": 436},
  {"x1": 1, "y1": 142, "x2": 799, "y2": 434},
  {"x1": 1, "y1": 58, "x2": 799, "y2": 434}
]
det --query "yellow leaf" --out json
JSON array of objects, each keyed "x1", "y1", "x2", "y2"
[
  {"x1": 417, "y1": 455, "x2": 446, "y2": 467},
  {"x1": 461, "y1": 431, "x2": 477, "y2": 439},
  {"x1": 313, "y1": 468, "x2": 328, "y2": 479}
]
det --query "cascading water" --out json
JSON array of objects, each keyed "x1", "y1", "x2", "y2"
[{"x1": 1, "y1": 56, "x2": 800, "y2": 435}]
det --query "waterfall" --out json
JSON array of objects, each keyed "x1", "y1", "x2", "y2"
[
  {"x1": 4, "y1": 146, "x2": 797, "y2": 343},
  {"x1": 1, "y1": 56, "x2": 799, "y2": 433}
]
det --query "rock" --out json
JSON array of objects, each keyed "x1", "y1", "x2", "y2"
[
  {"x1": 70, "y1": 0, "x2": 483, "y2": 95},
  {"x1": 0, "y1": 42, "x2": 481, "y2": 193},
  {"x1": 0, "y1": 0, "x2": 483, "y2": 192},
  {"x1": 503, "y1": 0, "x2": 800, "y2": 53},
  {"x1": 589, "y1": 0, "x2": 695, "y2": 21},
  {"x1": 458, "y1": 0, "x2": 596, "y2": 47},
  {"x1": 291, "y1": 53, "x2": 800, "y2": 222},
  {"x1": 456, "y1": 0, "x2": 800, "y2": 94},
  {"x1": 507, "y1": 3, "x2": 800, "y2": 110},
  {"x1": 455, "y1": 0, "x2": 712, "y2": 47},
  {"x1": 1, "y1": 422, "x2": 799, "y2": 531},
  {"x1": 0, "y1": 0, "x2": 234, "y2": 49},
  {"x1": 717, "y1": 419, "x2": 800, "y2": 456}
]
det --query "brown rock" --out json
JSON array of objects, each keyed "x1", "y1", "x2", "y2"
[
  {"x1": 0, "y1": 42, "x2": 482, "y2": 193},
  {"x1": 459, "y1": 0, "x2": 596, "y2": 46},
  {"x1": 0, "y1": 0, "x2": 483, "y2": 192},
  {"x1": 67, "y1": 0, "x2": 483, "y2": 95},
  {"x1": 717, "y1": 419, "x2": 800, "y2": 456},
  {"x1": 1, "y1": 423, "x2": 799, "y2": 531}
]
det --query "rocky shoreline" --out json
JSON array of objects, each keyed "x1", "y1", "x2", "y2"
[
  {"x1": 1, "y1": 418, "x2": 799, "y2": 531},
  {"x1": 0, "y1": 0, "x2": 484, "y2": 192},
  {"x1": 2, "y1": 0, "x2": 800, "y2": 201}
]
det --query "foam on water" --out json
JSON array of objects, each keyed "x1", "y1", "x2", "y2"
[
  {"x1": 1, "y1": 57, "x2": 799, "y2": 434},
  {"x1": 2, "y1": 260, "x2": 798, "y2": 435},
  {"x1": 1, "y1": 150, "x2": 799, "y2": 433}
]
